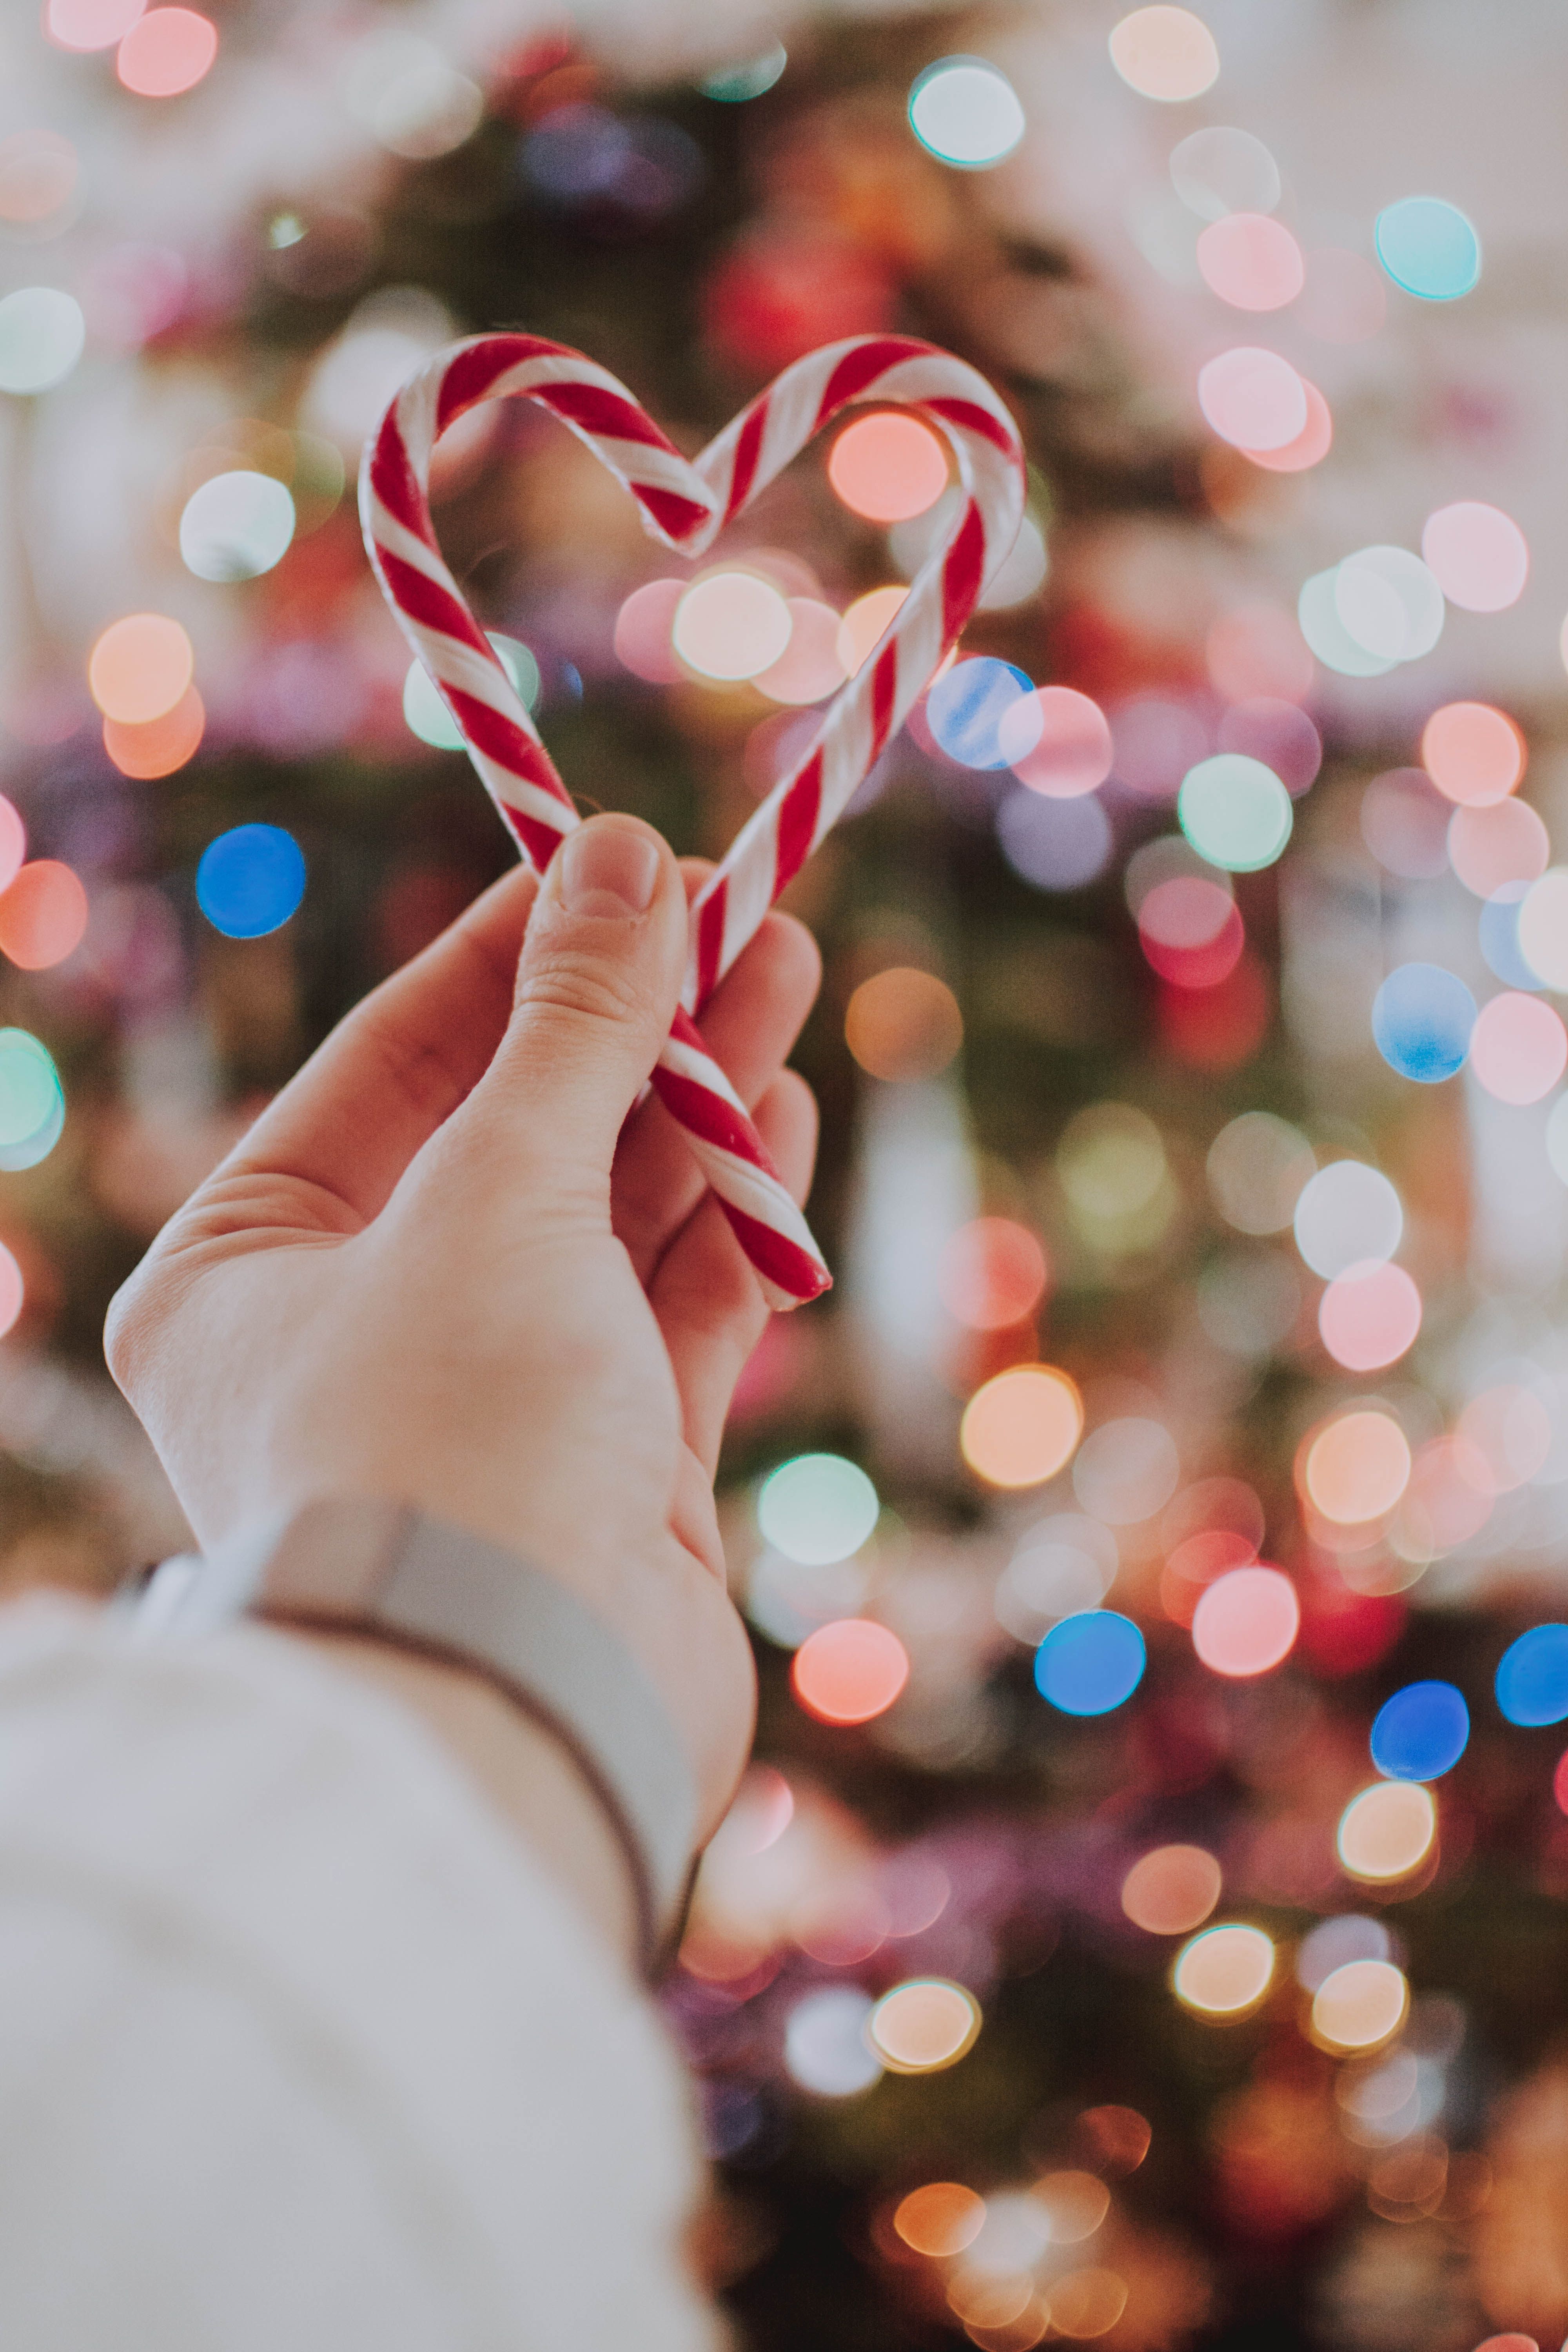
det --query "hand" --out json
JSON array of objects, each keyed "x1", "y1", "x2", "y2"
[{"x1": 106, "y1": 815, "x2": 820, "y2": 1843}]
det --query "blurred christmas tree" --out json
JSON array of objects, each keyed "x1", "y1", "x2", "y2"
[{"x1": 7, "y1": 7, "x2": 1568, "y2": 2349}]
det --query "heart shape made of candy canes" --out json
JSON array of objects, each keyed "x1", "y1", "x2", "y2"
[{"x1": 361, "y1": 332, "x2": 1025, "y2": 1308}]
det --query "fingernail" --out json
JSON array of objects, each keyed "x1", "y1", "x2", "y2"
[{"x1": 559, "y1": 824, "x2": 661, "y2": 918}]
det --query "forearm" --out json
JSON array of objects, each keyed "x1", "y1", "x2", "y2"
[{"x1": 289, "y1": 1625, "x2": 642, "y2": 1967}]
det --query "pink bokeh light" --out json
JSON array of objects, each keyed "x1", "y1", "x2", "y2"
[
  {"x1": 1192, "y1": 1566, "x2": 1300, "y2": 1677},
  {"x1": 999, "y1": 686, "x2": 1114, "y2": 798},
  {"x1": 1469, "y1": 991, "x2": 1568, "y2": 1105},
  {"x1": 1318, "y1": 1261, "x2": 1422, "y2": 1373},
  {"x1": 1198, "y1": 347, "x2": 1309, "y2": 451},
  {"x1": 1422, "y1": 501, "x2": 1529, "y2": 613},
  {"x1": 1196, "y1": 214, "x2": 1305, "y2": 312}
]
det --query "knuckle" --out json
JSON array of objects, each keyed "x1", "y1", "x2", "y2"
[
  {"x1": 103, "y1": 1269, "x2": 161, "y2": 1399},
  {"x1": 514, "y1": 950, "x2": 653, "y2": 1038}
]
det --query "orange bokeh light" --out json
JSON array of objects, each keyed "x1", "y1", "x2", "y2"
[
  {"x1": 88, "y1": 613, "x2": 193, "y2": 725},
  {"x1": 938, "y1": 1217, "x2": 1049, "y2": 1330},
  {"x1": 1302, "y1": 1410, "x2": 1411, "y2": 1525},
  {"x1": 102, "y1": 683, "x2": 206, "y2": 779},
  {"x1": 0, "y1": 862, "x2": 88, "y2": 971},
  {"x1": 893, "y1": 2182, "x2": 985, "y2": 2257},
  {"x1": 960, "y1": 1364, "x2": 1083, "y2": 1489},
  {"x1": 1337, "y1": 1780, "x2": 1435, "y2": 1882},
  {"x1": 828, "y1": 412, "x2": 949, "y2": 523},
  {"x1": 1120, "y1": 1844, "x2": 1222, "y2": 1935},
  {"x1": 870, "y1": 1978, "x2": 980, "y2": 2072},
  {"x1": 845, "y1": 966, "x2": 963, "y2": 1081},
  {"x1": 116, "y1": 7, "x2": 218, "y2": 96},
  {"x1": 791, "y1": 1619, "x2": 909, "y2": 1724},
  {"x1": 1421, "y1": 702, "x2": 1525, "y2": 807}
]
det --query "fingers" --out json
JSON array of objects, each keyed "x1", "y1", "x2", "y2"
[
  {"x1": 614, "y1": 897, "x2": 821, "y2": 1282},
  {"x1": 210, "y1": 864, "x2": 539, "y2": 1228},
  {"x1": 464, "y1": 815, "x2": 689, "y2": 1186},
  {"x1": 652, "y1": 1069, "x2": 819, "y2": 1477}
]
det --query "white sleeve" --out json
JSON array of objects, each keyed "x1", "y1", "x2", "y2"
[{"x1": 0, "y1": 1595, "x2": 720, "y2": 2352}]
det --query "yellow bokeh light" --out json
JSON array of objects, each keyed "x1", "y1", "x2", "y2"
[
  {"x1": 1302, "y1": 1410, "x2": 1411, "y2": 1525},
  {"x1": 961, "y1": 1365, "x2": 1084, "y2": 1489},
  {"x1": 1310, "y1": 1958, "x2": 1409, "y2": 2052},
  {"x1": 1336, "y1": 1780, "x2": 1436, "y2": 1882},
  {"x1": 869, "y1": 1977, "x2": 980, "y2": 2073},
  {"x1": 1172, "y1": 1922, "x2": 1274, "y2": 2016},
  {"x1": 837, "y1": 584, "x2": 908, "y2": 677}
]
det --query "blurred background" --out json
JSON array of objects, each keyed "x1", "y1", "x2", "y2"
[{"x1": 4, "y1": 2, "x2": 1568, "y2": 2346}]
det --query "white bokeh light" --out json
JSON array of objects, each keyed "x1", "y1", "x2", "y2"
[
  {"x1": 908, "y1": 58, "x2": 1025, "y2": 169},
  {"x1": 180, "y1": 471, "x2": 296, "y2": 581},
  {"x1": 1294, "y1": 1162, "x2": 1403, "y2": 1279}
]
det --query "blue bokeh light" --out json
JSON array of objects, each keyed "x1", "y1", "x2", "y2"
[
  {"x1": 1496, "y1": 1624, "x2": 1568, "y2": 1727},
  {"x1": 1374, "y1": 197, "x2": 1481, "y2": 301},
  {"x1": 196, "y1": 824, "x2": 307, "y2": 939},
  {"x1": 927, "y1": 657, "x2": 1033, "y2": 768},
  {"x1": 1370, "y1": 1680, "x2": 1470, "y2": 1781},
  {"x1": 1479, "y1": 886, "x2": 1544, "y2": 991},
  {"x1": 1371, "y1": 962, "x2": 1476, "y2": 1082},
  {"x1": 1034, "y1": 1609, "x2": 1146, "y2": 1717}
]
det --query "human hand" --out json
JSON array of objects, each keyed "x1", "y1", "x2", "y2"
[{"x1": 106, "y1": 815, "x2": 820, "y2": 1839}]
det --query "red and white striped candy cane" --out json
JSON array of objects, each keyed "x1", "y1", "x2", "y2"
[{"x1": 360, "y1": 332, "x2": 1025, "y2": 1309}]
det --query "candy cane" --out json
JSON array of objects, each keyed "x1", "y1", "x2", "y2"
[{"x1": 361, "y1": 333, "x2": 1025, "y2": 1308}]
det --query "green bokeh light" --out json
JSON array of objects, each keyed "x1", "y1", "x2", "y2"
[{"x1": 1178, "y1": 753, "x2": 1293, "y2": 873}]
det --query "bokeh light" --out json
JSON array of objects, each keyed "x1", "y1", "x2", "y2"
[
  {"x1": 759, "y1": 1453, "x2": 879, "y2": 1564},
  {"x1": 1296, "y1": 1914, "x2": 1390, "y2": 1992},
  {"x1": 1294, "y1": 1161, "x2": 1403, "y2": 1279},
  {"x1": 999, "y1": 687, "x2": 1114, "y2": 797},
  {"x1": 1241, "y1": 378, "x2": 1332, "y2": 473},
  {"x1": 995, "y1": 1516, "x2": 1116, "y2": 1642},
  {"x1": 1137, "y1": 876, "x2": 1242, "y2": 987},
  {"x1": 0, "y1": 802, "x2": 26, "y2": 898},
  {"x1": 784, "y1": 1986, "x2": 882, "y2": 2096},
  {"x1": 1422, "y1": 501, "x2": 1528, "y2": 612},
  {"x1": 1121, "y1": 1844, "x2": 1222, "y2": 1935},
  {"x1": 1333, "y1": 546, "x2": 1444, "y2": 664},
  {"x1": 869, "y1": 1978, "x2": 980, "y2": 2071},
  {"x1": 1338, "y1": 1782, "x2": 1436, "y2": 1881},
  {"x1": 1216, "y1": 697, "x2": 1321, "y2": 795},
  {"x1": 1207, "y1": 1111, "x2": 1314, "y2": 1234},
  {"x1": 927, "y1": 658, "x2": 1033, "y2": 767},
  {"x1": 343, "y1": 31, "x2": 483, "y2": 160},
  {"x1": 88, "y1": 613, "x2": 194, "y2": 725},
  {"x1": 837, "y1": 585, "x2": 908, "y2": 677},
  {"x1": 1197, "y1": 348, "x2": 1307, "y2": 451},
  {"x1": 1035, "y1": 1610, "x2": 1147, "y2": 1716},
  {"x1": 1318, "y1": 1261, "x2": 1423, "y2": 1373},
  {"x1": 1073, "y1": 1417, "x2": 1180, "y2": 1524},
  {"x1": 46, "y1": 0, "x2": 145, "y2": 47},
  {"x1": 0, "y1": 287, "x2": 85, "y2": 394},
  {"x1": 0, "y1": 132, "x2": 79, "y2": 225},
  {"x1": 702, "y1": 44, "x2": 788, "y2": 102},
  {"x1": 1172, "y1": 1924, "x2": 1274, "y2": 2016},
  {"x1": 1371, "y1": 962, "x2": 1476, "y2": 1083},
  {"x1": 1196, "y1": 214, "x2": 1304, "y2": 310},
  {"x1": 792, "y1": 1619, "x2": 910, "y2": 1724},
  {"x1": 997, "y1": 789, "x2": 1112, "y2": 889},
  {"x1": 1298, "y1": 567, "x2": 1396, "y2": 679},
  {"x1": 117, "y1": 7, "x2": 217, "y2": 96},
  {"x1": 103, "y1": 684, "x2": 205, "y2": 779},
  {"x1": 180, "y1": 472, "x2": 296, "y2": 581},
  {"x1": 675, "y1": 571, "x2": 793, "y2": 681},
  {"x1": 1207, "y1": 603, "x2": 1315, "y2": 704},
  {"x1": 939, "y1": 1218, "x2": 1048, "y2": 1330},
  {"x1": 613, "y1": 579, "x2": 687, "y2": 684},
  {"x1": 0, "y1": 863, "x2": 89, "y2": 972},
  {"x1": 1171, "y1": 127, "x2": 1279, "y2": 219},
  {"x1": 828, "y1": 413, "x2": 948, "y2": 521},
  {"x1": 1303, "y1": 1411, "x2": 1412, "y2": 1524},
  {"x1": 1374, "y1": 196, "x2": 1481, "y2": 301},
  {"x1": 1448, "y1": 799, "x2": 1549, "y2": 898},
  {"x1": 1298, "y1": 244, "x2": 1388, "y2": 341},
  {"x1": 1178, "y1": 753, "x2": 1292, "y2": 871},
  {"x1": 895, "y1": 2183, "x2": 985, "y2": 2257},
  {"x1": 755, "y1": 601, "x2": 846, "y2": 705},
  {"x1": 962, "y1": 1364, "x2": 1084, "y2": 1488},
  {"x1": 0, "y1": 1241, "x2": 23, "y2": 1340},
  {"x1": 1421, "y1": 701, "x2": 1525, "y2": 806},
  {"x1": 1109, "y1": 8, "x2": 1220, "y2": 102},
  {"x1": 1459, "y1": 1384, "x2": 1552, "y2": 1491},
  {"x1": 907, "y1": 58, "x2": 1025, "y2": 169},
  {"x1": 1191, "y1": 1566, "x2": 1299, "y2": 1677},
  {"x1": 1312, "y1": 1960, "x2": 1409, "y2": 2053},
  {"x1": 0, "y1": 1029, "x2": 65, "y2": 1169},
  {"x1": 1495, "y1": 1624, "x2": 1568, "y2": 1727},
  {"x1": 1519, "y1": 869, "x2": 1568, "y2": 990},
  {"x1": 403, "y1": 635, "x2": 538, "y2": 750},
  {"x1": 846, "y1": 967, "x2": 963, "y2": 1080},
  {"x1": 195, "y1": 823, "x2": 306, "y2": 938},
  {"x1": 1468, "y1": 991, "x2": 1567, "y2": 1105},
  {"x1": 1370, "y1": 1681, "x2": 1470, "y2": 1780},
  {"x1": 1362, "y1": 768, "x2": 1451, "y2": 879}
]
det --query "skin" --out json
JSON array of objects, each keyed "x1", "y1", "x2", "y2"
[{"x1": 105, "y1": 813, "x2": 821, "y2": 1967}]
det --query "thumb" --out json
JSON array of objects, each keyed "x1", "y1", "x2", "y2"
[{"x1": 479, "y1": 813, "x2": 689, "y2": 1179}]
